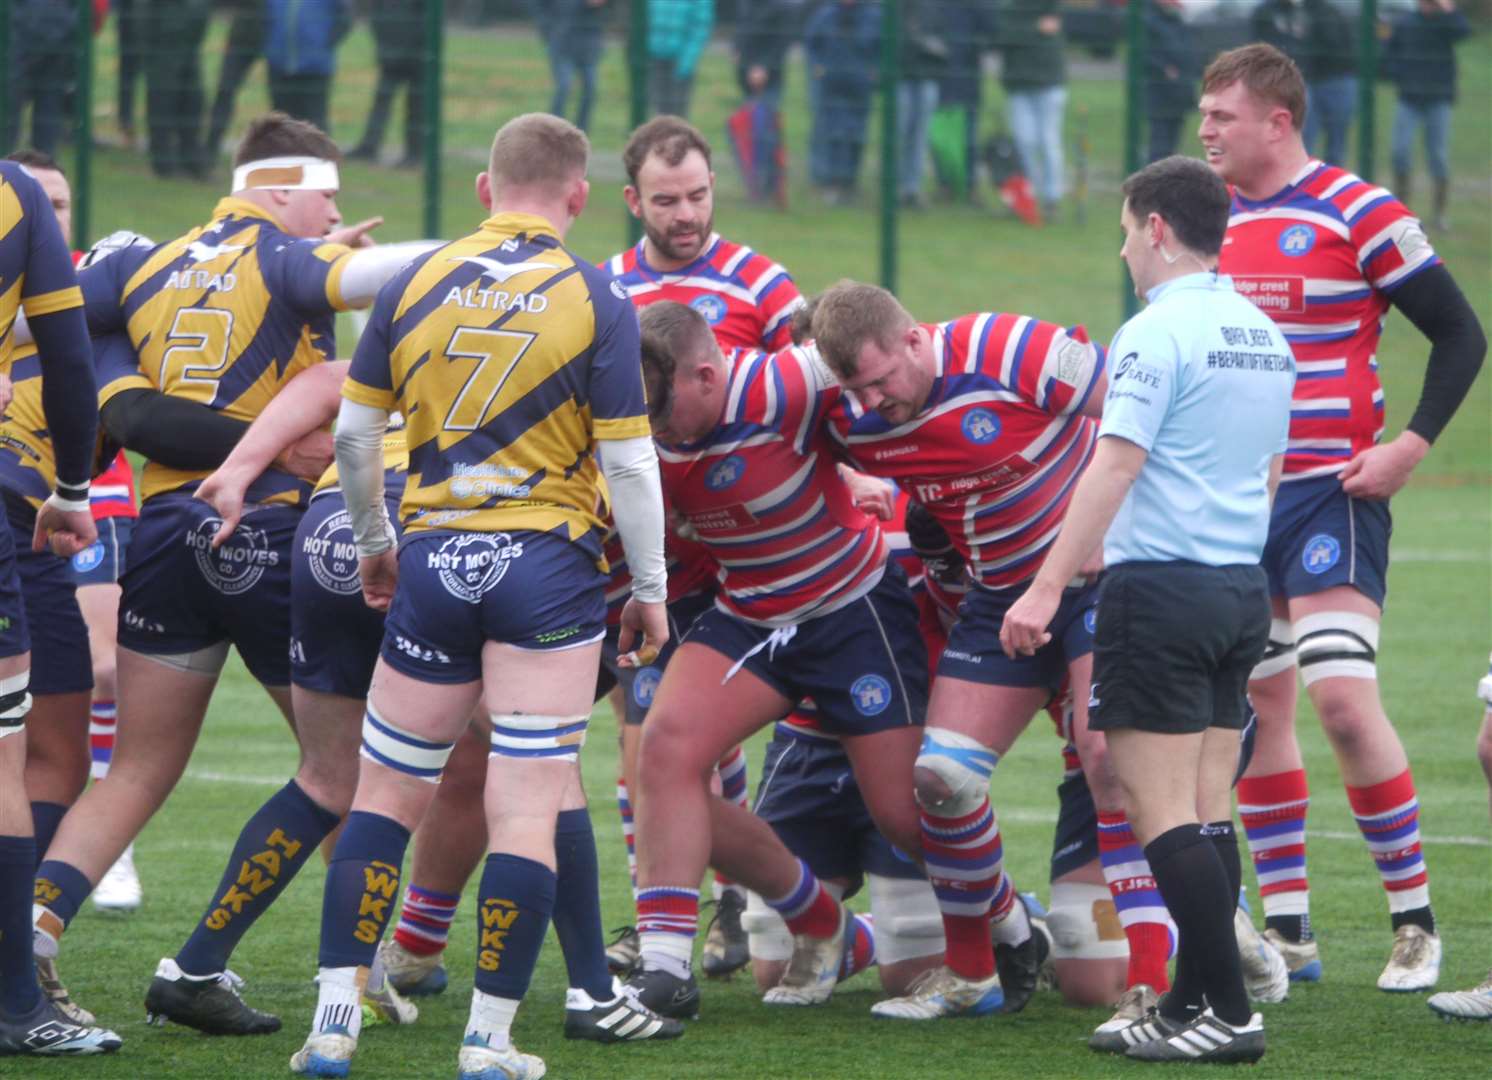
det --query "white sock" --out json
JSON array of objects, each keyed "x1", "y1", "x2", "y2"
[
  {"x1": 312, "y1": 966, "x2": 364, "y2": 1040},
  {"x1": 990, "y1": 893, "x2": 1032, "y2": 947},
  {"x1": 639, "y1": 932, "x2": 694, "y2": 980},
  {"x1": 466, "y1": 989, "x2": 519, "y2": 1050}
]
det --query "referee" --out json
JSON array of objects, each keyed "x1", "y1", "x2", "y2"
[{"x1": 1000, "y1": 155, "x2": 1295, "y2": 1064}]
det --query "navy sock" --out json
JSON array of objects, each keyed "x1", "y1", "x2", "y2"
[
  {"x1": 553, "y1": 808, "x2": 613, "y2": 1000},
  {"x1": 28, "y1": 802, "x2": 67, "y2": 867},
  {"x1": 176, "y1": 781, "x2": 341, "y2": 976},
  {"x1": 318, "y1": 811, "x2": 410, "y2": 970},
  {"x1": 0, "y1": 836, "x2": 42, "y2": 1015},
  {"x1": 34, "y1": 859, "x2": 94, "y2": 927},
  {"x1": 473, "y1": 853, "x2": 557, "y2": 1001}
]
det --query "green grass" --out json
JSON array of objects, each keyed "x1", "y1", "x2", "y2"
[{"x1": 28, "y1": 15, "x2": 1492, "y2": 1080}]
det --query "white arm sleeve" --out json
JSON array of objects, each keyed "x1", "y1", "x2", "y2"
[
  {"x1": 333, "y1": 398, "x2": 397, "y2": 557},
  {"x1": 338, "y1": 241, "x2": 444, "y2": 308},
  {"x1": 598, "y1": 435, "x2": 667, "y2": 604}
]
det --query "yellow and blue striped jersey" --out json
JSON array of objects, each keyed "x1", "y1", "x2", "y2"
[
  {"x1": 0, "y1": 161, "x2": 83, "y2": 367},
  {"x1": 82, "y1": 197, "x2": 356, "y2": 505},
  {"x1": 343, "y1": 212, "x2": 649, "y2": 560}
]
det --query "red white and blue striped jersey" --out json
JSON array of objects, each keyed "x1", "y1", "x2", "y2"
[
  {"x1": 604, "y1": 233, "x2": 804, "y2": 352},
  {"x1": 90, "y1": 451, "x2": 138, "y2": 520},
  {"x1": 825, "y1": 315, "x2": 1105, "y2": 590},
  {"x1": 1218, "y1": 160, "x2": 1441, "y2": 482},
  {"x1": 601, "y1": 523, "x2": 716, "y2": 628},
  {"x1": 656, "y1": 345, "x2": 886, "y2": 627}
]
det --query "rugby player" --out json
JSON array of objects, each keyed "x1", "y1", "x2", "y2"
[
  {"x1": 1200, "y1": 44, "x2": 1485, "y2": 989},
  {"x1": 25, "y1": 111, "x2": 434, "y2": 1032},
  {"x1": 0, "y1": 158, "x2": 118, "y2": 1056},
  {"x1": 290, "y1": 112, "x2": 671, "y2": 1080}
]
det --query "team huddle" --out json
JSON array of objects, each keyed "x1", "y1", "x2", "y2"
[{"x1": 0, "y1": 41, "x2": 1484, "y2": 1076}]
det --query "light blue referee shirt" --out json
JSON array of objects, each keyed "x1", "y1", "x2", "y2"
[{"x1": 1100, "y1": 272, "x2": 1295, "y2": 568}]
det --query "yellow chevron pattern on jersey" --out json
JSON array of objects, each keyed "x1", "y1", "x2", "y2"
[
  {"x1": 0, "y1": 169, "x2": 83, "y2": 366},
  {"x1": 0, "y1": 344, "x2": 57, "y2": 509},
  {"x1": 343, "y1": 212, "x2": 650, "y2": 550}
]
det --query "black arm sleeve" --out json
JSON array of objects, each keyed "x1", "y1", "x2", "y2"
[
  {"x1": 100, "y1": 389, "x2": 249, "y2": 471},
  {"x1": 28, "y1": 307, "x2": 99, "y2": 491},
  {"x1": 1389, "y1": 264, "x2": 1487, "y2": 444}
]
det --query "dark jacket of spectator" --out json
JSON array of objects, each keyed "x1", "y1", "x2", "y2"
[
  {"x1": 804, "y1": 0, "x2": 881, "y2": 98},
  {"x1": 1303, "y1": 0, "x2": 1355, "y2": 79},
  {"x1": 936, "y1": 1, "x2": 997, "y2": 110},
  {"x1": 265, "y1": 0, "x2": 351, "y2": 77},
  {"x1": 1144, "y1": 0, "x2": 1197, "y2": 117},
  {"x1": 998, "y1": 0, "x2": 1065, "y2": 91},
  {"x1": 901, "y1": 0, "x2": 951, "y2": 83},
  {"x1": 735, "y1": 0, "x2": 803, "y2": 96},
  {"x1": 1383, "y1": 4, "x2": 1471, "y2": 105}
]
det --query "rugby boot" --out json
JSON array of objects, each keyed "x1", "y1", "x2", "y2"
[
  {"x1": 1378, "y1": 924, "x2": 1441, "y2": 992},
  {"x1": 701, "y1": 891, "x2": 750, "y2": 978},
  {"x1": 289, "y1": 1027, "x2": 356, "y2": 1078},
  {"x1": 360, "y1": 957, "x2": 418, "y2": 1026},
  {"x1": 0, "y1": 998, "x2": 122, "y2": 1056},
  {"x1": 1125, "y1": 1008, "x2": 1266, "y2": 1064},
  {"x1": 1428, "y1": 970, "x2": 1492, "y2": 1021},
  {"x1": 562, "y1": 979, "x2": 685, "y2": 1043},
  {"x1": 604, "y1": 926, "x2": 641, "y2": 976},
  {"x1": 1235, "y1": 906, "x2": 1289, "y2": 1003},
  {"x1": 622, "y1": 966, "x2": 701, "y2": 1020},
  {"x1": 34, "y1": 955, "x2": 95, "y2": 1026},
  {"x1": 456, "y1": 1034, "x2": 546, "y2": 1079},
  {"x1": 994, "y1": 894, "x2": 1047, "y2": 1013},
  {"x1": 145, "y1": 957, "x2": 280, "y2": 1034},
  {"x1": 870, "y1": 964, "x2": 1004, "y2": 1019},
  {"x1": 762, "y1": 903, "x2": 848, "y2": 1006},
  {"x1": 1263, "y1": 928, "x2": 1322, "y2": 982},
  {"x1": 375, "y1": 937, "x2": 448, "y2": 997},
  {"x1": 1089, "y1": 983, "x2": 1161, "y2": 1053},
  {"x1": 92, "y1": 843, "x2": 143, "y2": 913}
]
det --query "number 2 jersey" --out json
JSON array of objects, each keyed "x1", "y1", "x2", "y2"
[{"x1": 80, "y1": 196, "x2": 359, "y2": 506}]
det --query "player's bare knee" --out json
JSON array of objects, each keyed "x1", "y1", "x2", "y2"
[{"x1": 913, "y1": 729, "x2": 996, "y2": 816}]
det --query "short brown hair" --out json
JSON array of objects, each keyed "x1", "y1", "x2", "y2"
[
  {"x1": 1202, "y1": 44, "x2": 1307, "y2": 131},
  {"x1": 234, "y1": 111, "x2": 341, "y2": 166},
  {"x1": 622, "y1": 116, "x2": 712, "y2": 187},
  {"x1": 1122, "y1": 155, "x2": 1231, "y2": 256},
  {"x1": 488, "y1": 112, "x2": 590, "y2": 192},
  {"x1": 809, "y1": 281, "x2": 915, "y2": 379},
  {"x1": 5, "y1": 149, "x2": 64, "y2": 177},
  {"x1": 638, "y1": 301, "x2": 718, "y2": 422}
]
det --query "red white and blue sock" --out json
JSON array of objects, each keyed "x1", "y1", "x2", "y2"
[
  {"x1": 839, "y1": 912, "x2": 877, "y2": 981},
  {"x1": 712, "y1": 746, "x2": 750, "y2": 903},
  {"x1": 764, "y1": 858, "x2": 842, "y2": 937},
  {"x1": 1097, "y1": 809, "x2": 1175, "y2": 992},
  {"x1": 1237, "y1": 769, "x2": 1312, "y2": 941},
  {"x1": 636, "y1": 886, "x2": 699, "y2": 979},
  {"x1": 922, "y1": 799, "x2": 1004, "y2": 980},
  {"x1": 392, "y1": 884, "x2": 461, "y2": 958},
  {"x1": 88, "y1": 700, "x2": 116, "y2": 780},
  {"x1": 615, "y1": 777, "x2": 638, "y2": 897},
  {"x1": 1347, "y1": 769, "x2": 1434, "y2": 933}
]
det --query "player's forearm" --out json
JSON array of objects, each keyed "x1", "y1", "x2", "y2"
[
  {"x1": 337, "y1": 241, "x2": 442, "y2": 309},
  {"x1": 1032, "y1": 437, "x2": 1145, "y2": 593},
  {"x1": 219, "y1": 360, "x2": 349, "y2": 482},
  {"x1": 100, "y1": 387, "x2": 249, "y2": 470},
  {"x1": 29, "y1": 306, "x2": 98, "y2": 495},
  {"x1": 333, "y1": 398, "x2": 395, "y2": 557},
  {"x1": 600, "y1": 436, "x2": 668, "y2": 604}
]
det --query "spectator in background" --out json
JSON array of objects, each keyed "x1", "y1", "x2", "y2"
[
  {"x1": 264, "y1": 0, "x2": 350, "y2": 133},
  {"x1": 116, "y1": 0, "x2": 145, "y2": 150},
  {"x1": 732, "y1": 0, "x2": 801, "y2": 204},
  {"x1": 804, "y1": 0, "x2": 881, "y2": 205},
  {"x1": 1, "y1": 0, "x2": 80, "y2": 157},
  {"x1": 930, "y1": 1, "x2": 997, "y2": 204},
  {"x1": 1301, "y1": 0, "x2": 1355, "y2": 167},
  {"x1": 1143, "y1": 0, "x2": 1197, "y2": 162},
  {"x1": 529, "y1": 0, "x2": 609, "y2": 134},
  {"x1": 142, "y1": 0, "x2": 212, "y2": 178},
  {"x1": 897, "y1": 0, "x2": 947, "y2": 209},
  {"x1": 351, "y1": 0, "x2": 431, "y2": 164},
  {"x1": 1385, "y1": 0, "x2": 1470, "y2": 231},
  {"x1": 998, "y1": 0, "x2": 1067, "y2": 219},
  {"x1": 204, "y1": 0, "x2": 268, "y2": 162},
  {"x1": 648, "y1": 0, "x2": 714, "y2": 118}
]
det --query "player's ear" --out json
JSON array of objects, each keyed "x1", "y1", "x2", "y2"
[
  {"x1": 568, "y1": 177, "x2": 590, "y2": 221},
  {"x1": 475, "y1": 171, "x2": 494, "y2": 212},
  {"x1": 623, "y1": 184, "x2": 642, "y2": 219}
]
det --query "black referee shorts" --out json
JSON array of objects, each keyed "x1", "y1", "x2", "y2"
[{"x1": 1089, "y1": 561, "x2": 1269, "y2": 736}]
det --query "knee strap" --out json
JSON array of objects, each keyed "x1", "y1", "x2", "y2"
[
  {"x1": 914, "y1": 728, "x2": 997, "y2": 816},
  {"x1": 360, "y1": 705, "x2": 456, "y2": 783},
  {"x1": 867, "y1": 874, "x2": 944, "y2": 965},
  {"x1": 1046, "y1": 881, "x2": 1130, "y2": 961},
  {"x1": 0, "y1": 672, "x2": 32, "y2": 736},
  {"x1": 489, "y1": 712, "x2": 589, "y2": 762},
  {"x1": 1294, "y1": 611, "x2": 1378, "y2": 686},
  {"x1": 1251, "y1": 618, "x2": 1297, "y2": 681}
]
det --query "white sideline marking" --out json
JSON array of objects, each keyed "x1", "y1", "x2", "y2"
[{"x1": 1394, "y1": 550, "x2": 1488, "y2": 564}]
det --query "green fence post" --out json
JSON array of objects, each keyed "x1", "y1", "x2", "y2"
[
  {"x1": 879, "y1": 0, "x2": 900, "y2": 295},
  {"x1": 627, "y1": 0, "x2": 648, "y2": 247},
  {"x1": 1356, "y1": 0, "x2": 1377, "y2": 183},
  {"x1": 74, "y1": 0, "x2": 93, "y2": 248},
  {"x1": 0, "y1": 0, "x2": 10, "y2": 147},
  {"x1": 422, "y1": 0, "x2": 444, "y2": 239},
  {"x1": 1121, "y1": 0, "x2": 1145, "y2": 320}
]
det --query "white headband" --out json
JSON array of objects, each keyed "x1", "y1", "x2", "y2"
[{"x1": 232, "y1": 156, "x2": 340, "y2": 193}]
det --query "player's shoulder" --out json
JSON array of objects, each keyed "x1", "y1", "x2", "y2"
[
  {"x1": 1305, "y1": 164, "x2": 1411, "y2": 231},
  {"x1": 711, "y1": 234, "x2": 794, "y2": 286},
  {"x1": 0, "y1": 159, "x2": 44, "y2": 205}
]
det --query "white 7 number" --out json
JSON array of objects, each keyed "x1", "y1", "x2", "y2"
[
  {"x1": 159, "y1": 307, "x2": 234, "y2": 394},
  {"x1": 441, "y1": 326, "x2": 537, "y2": 432}
]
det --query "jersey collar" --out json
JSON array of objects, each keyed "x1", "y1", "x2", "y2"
[
  {"x1": 1146, "y1": 270, "x2": 1222, "y2": 304},
  {"x1": 635, "y1": 232, "x2": 722, "y2": 278},
  {"x1": 478, "y1": 212, "x2": 560, "y2": 241},
  {"x1": 211, "y1": 196, "x2": 283, "y2": 226},
  {"x1": 1232, "y1": 158, "x2": 1324, "y2": 211}
]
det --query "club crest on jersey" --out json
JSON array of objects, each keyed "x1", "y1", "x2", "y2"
[
  {"x1": 70, "y1": 541, "x2": 105, "y2": 574},
  {"x1": 961, "y1": 408, "x2": 1001, "y2": 444},
  {"x1": 1301, "y1": 533, "x2": 1340, "y2": 575},
  {"x1": 429, "y1": 532, "x2": 524, "y2": 602},
  {"x1": 1278, "y1": 225, "x2": 1316, "y2": 257},
  {"x1": 705, "y1": 454, "x2": 746, "y2": 491},
  {"x1": 187, "y1": 519, "x2": 278, "y2": 595},
  {"x1": 1083, "y1": 608, "x2": 1097, "y2": 635},
  {"x1": 689, "y1": 294, "x2": 727, "y2": 325},
  {"x1": 302, "y1": 509, "x2": 361, "y2": 596},
  {"x1": 850, "y1": 674, "x2": 893, "y2": 717},
  {"x1": 632, "y1": 666, "x2": 661, "y2": 709}
]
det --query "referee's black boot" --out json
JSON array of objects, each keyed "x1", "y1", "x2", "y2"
[{"x1": 144, "y1": 958, "x2": 280, "y2": 1035}]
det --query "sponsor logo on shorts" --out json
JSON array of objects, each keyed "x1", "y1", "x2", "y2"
[
  {"x1": 942, "y1": 649, "x2": 981, "y2": 665},
  {"x1": 610, "y1": 278, "x2": 629, "y2": 300},
  {"x1": 428, "y1": 533, "x2": 524, "y2": 603},
  {"x1": 1278, "y1": 224, "x2": 1316, "y2": 257},
  {"x1": 0, "y1": 616, "x2": 10, "y2": 632},
  {"x1": 705, "y1": 454, "x2": 746, "y2": 491},
  {"x1": 393, "y1": 634, "x2": 451, "y2": 665},
  {"x1": 302, "y1": 510, "x2": 361, "y2": 595},
  {"x1": 534, "y1": 625, "x2": 583, "y2": 645},
  {"x1": 689, "y1": 294, "x2": 727, "y2": 325},
  {"x1": 186, "y1": 520, "x2": 279, "y2": 596},
  {"x1": 632, "y1": 665, "x2": 661, "y2": 708},
  {"x1": 1301, "y1": 533, "x2": 1341, "y2": 575},
  {"x1": 71, "y1": 541, "x2": 105, "y2": 574},
  {"x1": 961, "y1": 408, "x2": 1001, "y2": 444},
  {"x1": 1083, "y1": 608, "x2": 1097, "y2": 635},
  {"x1": 1088, "y1": 682, "x2": 1101, "y2": 709},
  {"x1": 289, "y1": 637, "x2": 307, "y2": 665},
  {"x1": 122, "y1": 608, "x2": 165, "y2": 634},
  {"x1": 850, "y1": 673, "x2": 893, "y2": 716}
]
